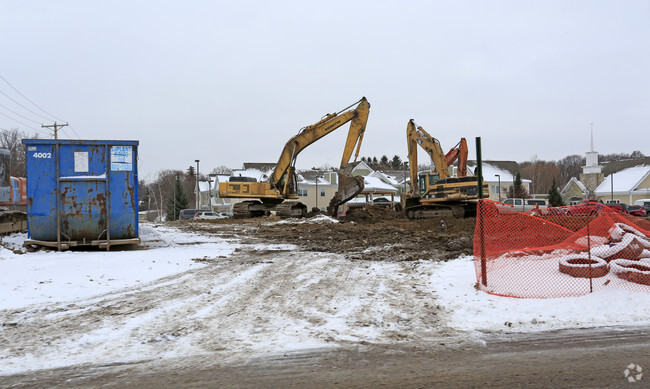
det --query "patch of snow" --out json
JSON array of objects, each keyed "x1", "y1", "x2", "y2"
[
  {"x1": 0, "y1": 226, "x2": 239, "y2": 310},
  {"x1": 430, "y1": 255, "x2": 650, "y2": 333},
  {"x1": 271, "y1": 214, "x2": 339, "y2": 224}
]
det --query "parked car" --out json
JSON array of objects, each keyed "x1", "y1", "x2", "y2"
[
  {"x1": 634, "y1": 199, "x2": 650, "y2": 213},
  {"x1": 194, "y1": 211, "x2": 223, "y2": 220},
  {"x1": 501, "y1": 198, "x2": 548, "y2": 212},
  {"x1": 605, "y1": 203, "x2": 630, "y2": 214},
  {"x1": 628, "y1": 205, "x2": 647, "y2": 217},
  {"x1": 543, "y1": 206, "x2": 568, "y2": 216},
  {"x1": 566, "y1": 199, "x2": 604, "y2": 216},
  {"x1": 179, "y1": 209, "x2": 199, "y2": 220}
]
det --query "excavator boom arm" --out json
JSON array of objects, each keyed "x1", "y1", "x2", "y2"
[
  {"x1": 444, "y1": 138, "x2": 468, "y2": 177},
  {"x1": 406, "y1": 119, "x2": 451, "y2": 195},
  {"x1": 269, "y1": 97, "x2": 370, "y2": 193}
]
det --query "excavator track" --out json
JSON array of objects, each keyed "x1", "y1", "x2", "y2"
[
  {"x1": 233, "y1": 202, "x2": 254, "y2": 219},
  {"x1": 276, "y1": 201, "x2": 307, "y2": 218},
  {"x1": 233, "y1": 201, "x2": 270, "y2": 219},
  {"x1": 405, "y1": 204, "x2": 466, "y2": 219},
  {"x1": 0, "y1": 209, "x2": 27, "y2": 234}
]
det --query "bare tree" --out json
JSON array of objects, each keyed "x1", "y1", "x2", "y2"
[
  {"x1": 600, "y1": 150, "x2": 646, "y2": 163},
  {"x1": 210, "y1": 165, "x2": 233, "y2": 175},
  {"x1": 521, "y1": 160, "x2": 561, "y2": 195},
  {"x1": 0, "y1": 128, "x2": 36, "y2": 177},
  {"x1": 556, "y1": 154, "x2": 585, "y2": 186}
]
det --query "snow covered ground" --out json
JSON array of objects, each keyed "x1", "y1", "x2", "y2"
[{"x1": 1, "y1": 219, "x2": 650, "y2": 376}]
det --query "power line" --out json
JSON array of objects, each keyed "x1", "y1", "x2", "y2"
[
  {"x1": 67, "y1": 124, "x2": 82, "y2": 138},
  {"x1": 0, "y1": 87, "x2": 54, "y2": 122},
  {"x1": 0, "y1": 110, "x2": 42, "y2": 132},
  {"x1": 0, "y1": 75, "x2": 81, "y2": 139},
  {"x1": 0, "y1": 102, "x2": 43, "y2": 125},
  {"x1": 0, "y1": 75, "x2": 65, "y2": 122}
]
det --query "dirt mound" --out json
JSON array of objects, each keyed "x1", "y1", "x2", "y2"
[
  {"x1": 183, "y1": 212, "x2": 476, "y2": 262},
  {"x1": 341, "y1": 205, "x2": 404, "y2": 223}
]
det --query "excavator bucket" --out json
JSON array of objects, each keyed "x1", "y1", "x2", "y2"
[{"x1": 327, "y1": 164, "x2": 364, "y2": 217}]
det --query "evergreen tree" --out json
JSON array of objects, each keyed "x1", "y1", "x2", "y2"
[
  {"x1": 506, "y1": 172, "x2": 530, "y2": 198},
  {"x1": 166, "y1": 175, "x2": 189, "y2": 221},
  {"x1": 187, "y1": 165, "x2": 195, "y2": 176},
  {"x1": 547, "y1": 179, "x2": 565, "y2": 207},
  {"x1": 391, "y1": 155, "x2": 402, "y2": 169}
]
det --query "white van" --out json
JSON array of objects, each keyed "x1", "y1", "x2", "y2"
[{"x1": 502, "y1": 198, "x2": 549, "y2": 212}]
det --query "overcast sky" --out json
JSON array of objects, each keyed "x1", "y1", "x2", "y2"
[{"x1": 1, "y1": 0, "x2": 649, "y2": 181}]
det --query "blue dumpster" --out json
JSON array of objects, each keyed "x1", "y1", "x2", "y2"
[{"x1": 22, "y1": 139, "x2": 140, "y2": 250}]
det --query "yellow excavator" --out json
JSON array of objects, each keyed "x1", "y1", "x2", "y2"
[
  {"x1": 219, "y1": 97, "x2": 370, "y2": 218},
  {"x1": 404, "y1": 119, "x2": 487, "y2": 218}
]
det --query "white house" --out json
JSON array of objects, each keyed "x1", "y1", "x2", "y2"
[{"x1": 466, "y1": 161, "x2": 530, "y2": 202}]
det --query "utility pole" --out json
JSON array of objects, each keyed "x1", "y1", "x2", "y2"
[
  {"x1": 174, "y1": 174, "x2": 177, "y2": 220},
  {"x1": 195, "y1": 159, "x2": 200, "y2": 209},
  {"x1": 41, "y1": 122, "x2": 69, "y2": 140}
]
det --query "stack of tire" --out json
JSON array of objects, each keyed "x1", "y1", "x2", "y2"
[{"x1": 559, "y1": 223, "x2": 650, "y2": 285}]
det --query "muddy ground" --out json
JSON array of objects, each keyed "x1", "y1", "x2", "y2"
[{"x1": 184, "y1": 206, "x2": 476, "y2": 262}]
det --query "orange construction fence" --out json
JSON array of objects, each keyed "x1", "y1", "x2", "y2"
[{"x1": 473, "y1": 200, "x2": 650, "y2": 298}]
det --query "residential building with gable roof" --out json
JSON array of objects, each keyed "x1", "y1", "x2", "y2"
[
  {"x1": 560, "y1": 177, "x2": 589, "y2": 204},
  {"x1": 594, "y1": 162, "x2": 650, "y2": 204},
  {"x1": 467, "y1": 160, "x2": 530, "y2": 201}
]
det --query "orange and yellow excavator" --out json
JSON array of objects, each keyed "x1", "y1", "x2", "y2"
[
  {"x1": 219, "y1": 97, "x2": 370, "y2": 218},
  {"x1": 404, "y1": 119, "x2": 487, "y2": 218}
]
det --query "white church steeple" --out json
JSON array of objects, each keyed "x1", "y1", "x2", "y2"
[{"x1": 583, "y1": 123, "x2": 601, "y2": 174}]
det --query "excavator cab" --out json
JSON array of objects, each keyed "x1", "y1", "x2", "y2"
[{"x1": 417, "y1": 172, "x2": 443, "y2": 197}]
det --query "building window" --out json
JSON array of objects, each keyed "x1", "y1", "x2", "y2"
[
  {"x1": 491, "y1": 185, "x2": 500, "y2": 194},
  {"x1": 297, "y1": 188, "x2": 308, "y2": 197},
  {"x1": 320, "y1": 188, "x2": 326, "y2": 196}
]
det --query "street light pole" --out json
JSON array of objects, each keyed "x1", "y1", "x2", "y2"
[
  {"x1": 195, "y1": 159, "x2": 200, "y2": 209},
  {"x1": 173, "y1": 174, "x2": 177, "y2": 220},
  {"x1": 315, "y1": 177, "x2": 318, "y2": 210},
  {"x1": 207, "y1": 174, "x2": 213, "y2": 212},
  {"x1": 495, "y1": 174, "x2": 501, "y2": 202}
]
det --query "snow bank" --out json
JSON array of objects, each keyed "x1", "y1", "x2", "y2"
[
  {"x1": 430, "y1": 255, "x2": 650, "y2": 333},
  {"x1": 0, "y1": 225, "x2": 239, "y2": 310}
]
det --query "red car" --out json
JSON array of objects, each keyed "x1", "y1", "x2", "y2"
[
  {"x1": 605, "y1": 203, "x2": 630, "y2": 214},
  {"x1": 628, "y1": 205, "x2": 647, "y2": 217},
  {"x1": 566, "y1": 200, "x2": 604, "y2": 216}
]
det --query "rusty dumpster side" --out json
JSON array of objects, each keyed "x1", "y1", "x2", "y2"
[{"x1": 22, "y1": 139, "x2": 140, "y2": 250}]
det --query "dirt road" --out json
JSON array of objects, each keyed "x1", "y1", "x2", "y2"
[{"x1": 3, "y1": 327, "x2": 648, "y2": 388}]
